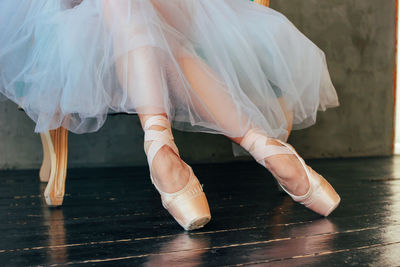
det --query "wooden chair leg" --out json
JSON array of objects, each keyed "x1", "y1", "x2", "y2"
[
  {"x1": 40, "y1": 127, "x2": 68, "y2": 207},
  {"x1": 254, "y1": 0, "x2": 270, "y2": 7},
  {"x1": 39, "y1": 131, "x2": 55, "y2": 182}
]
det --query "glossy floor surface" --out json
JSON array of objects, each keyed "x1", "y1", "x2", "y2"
[{"x1": 1, "y1": 156, "x2": 400, "y2": 266}]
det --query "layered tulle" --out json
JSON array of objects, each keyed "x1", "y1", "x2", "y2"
[{"x1": 0, "y1": 0, "x2": 339, "y2": 141}]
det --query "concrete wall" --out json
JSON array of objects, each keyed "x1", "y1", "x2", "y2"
[
  {"x1": 0, "y1": 0, "x2": 396, "y2": 170},
  {"x1": 271, "y1": 0, "x2": 396, "y2": 159}
]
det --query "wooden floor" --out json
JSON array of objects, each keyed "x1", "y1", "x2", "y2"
[{"x1": 1, "y1": 156, "x2": 400, "y2": 266}]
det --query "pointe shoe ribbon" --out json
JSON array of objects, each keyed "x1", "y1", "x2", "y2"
[
  {"x1": 143, "y1": 115, "x2": 180, "y2": 191},
  {"x1": 143, "y1": 115, "x2": 211, "y2": 230},
  {"x1": 240, "y1": 127, "x2": 340, "y2": 216}
]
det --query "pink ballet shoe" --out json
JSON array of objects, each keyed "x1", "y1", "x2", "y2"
[
  {"x1": 143, "y1": 115, "x2": 211, "y2": 230},
  {"x1": 240, "y1": 128, "x2": 340, "y2": 216}
]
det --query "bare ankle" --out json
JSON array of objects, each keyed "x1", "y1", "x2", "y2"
[{"x1": 150, "y1": 145, "x2": 190, "y2": 193}]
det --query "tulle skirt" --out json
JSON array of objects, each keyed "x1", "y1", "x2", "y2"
[{"x1": 0, "y1": 0, "x2": 339, "y2": 141}]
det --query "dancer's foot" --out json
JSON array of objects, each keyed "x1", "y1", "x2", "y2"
[
  {"x1": 239, "y1": 127, "x2": 340, "y2": 216},
  {"x1": 141, "y1": 115, "x2": 211, "y2": 230}
]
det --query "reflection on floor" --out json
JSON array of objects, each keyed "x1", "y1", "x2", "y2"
[{"x1": 1, "y1": 156, "x2": 400, "y2": 266}]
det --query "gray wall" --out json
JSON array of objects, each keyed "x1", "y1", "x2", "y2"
[
  {"x1": 272, "y1": 0, "x2": 396, "y2": 158},
  {"x1": 0, "y1": 0, "x2": 396, "y2": 170}
]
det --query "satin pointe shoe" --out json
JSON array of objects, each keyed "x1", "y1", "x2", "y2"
[
  {"x1": 143, "y1": 115, "x2": 211, "y2": 230},
  {"x1": 240, "y1": 127, "x2": 340, "y2": 216}
]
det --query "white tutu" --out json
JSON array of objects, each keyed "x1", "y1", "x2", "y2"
[{"x1": 0, "y1": 0, "x2": 339, "y2": 141}]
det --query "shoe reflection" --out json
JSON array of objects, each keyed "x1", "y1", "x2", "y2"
[
  {"x1": 260, "y1": 196, "x2": 338, "y2": 266},
  {"x1": 40, "y1": 183, "x2": 68, "y2": 265},
  {"x1": 144, "y1": 232, "x2": 210, "y2": 267}
]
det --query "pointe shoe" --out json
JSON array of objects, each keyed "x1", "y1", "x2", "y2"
[
  {"x1": 240, "y1": 128, "x2": 340, "y2": 216},
  {"x1": 143, "y1": 115, "x2": 211, "y2": 230}
]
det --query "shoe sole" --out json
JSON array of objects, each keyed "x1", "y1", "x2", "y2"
[
  {"x1": 323, "y1": 196, "x2": 341, "y2": 217},
  {"x1": 185, "y1": 215, "x2": 211, "y2": 231}
]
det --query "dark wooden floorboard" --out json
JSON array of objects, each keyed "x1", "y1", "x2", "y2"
[{"x1": 1, "y1": 156, "x2": 400, "y2": 266}]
